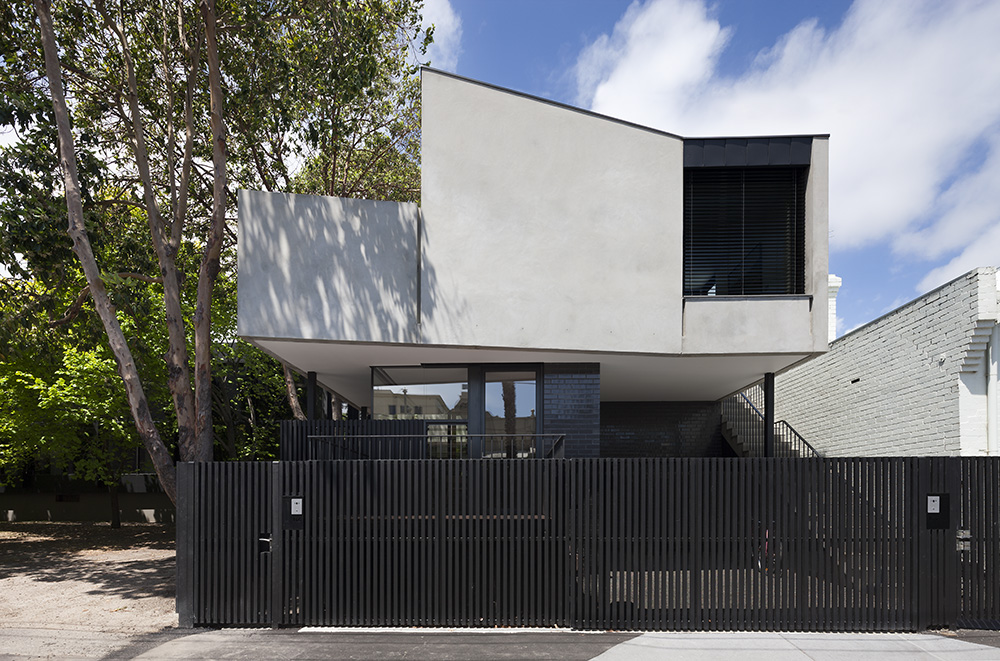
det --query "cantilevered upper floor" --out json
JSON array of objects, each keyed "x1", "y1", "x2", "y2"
[{"x1": 238, "y1": 68, "x2": 829, "y2": 408}]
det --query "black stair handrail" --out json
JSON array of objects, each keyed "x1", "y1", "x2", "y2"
[{"x1": 722, "y1": 387, "x2": 822, "y2": 458}]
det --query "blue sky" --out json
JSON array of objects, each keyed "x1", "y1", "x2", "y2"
[{"x1": 421, "y1": 0, "x2": 1000, "y2": 336}]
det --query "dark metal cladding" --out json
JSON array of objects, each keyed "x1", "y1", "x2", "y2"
[{"x1": 684, "y1": 136, "x2": 815, "y2": 167}]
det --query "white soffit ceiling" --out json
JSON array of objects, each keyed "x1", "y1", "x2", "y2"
[{"x1": 250, "y1": 337, "x2": 810, "y2": 408}]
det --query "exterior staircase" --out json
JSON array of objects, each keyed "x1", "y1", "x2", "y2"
[{"x1": 720, "y1": 384, "x2": 822, "y2": 458}]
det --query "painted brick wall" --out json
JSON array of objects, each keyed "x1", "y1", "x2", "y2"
[
  {"x1": 600, "y1": 401, "x2": 734, "y2": 457},
  {"x1": 543, "y1": 364, "x2": 601, "y2": 458},
  {"x1": 774, "y1": 269, "x2": 995, "y2": 456}
]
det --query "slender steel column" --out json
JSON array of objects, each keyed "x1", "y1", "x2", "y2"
[{"x1": 467, "y1": 365, "x2": 485, "y2": 458}]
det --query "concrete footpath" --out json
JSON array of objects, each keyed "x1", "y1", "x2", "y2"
[{"x1": 3, "y1": 627, "x2": 1000, "y2": 660}]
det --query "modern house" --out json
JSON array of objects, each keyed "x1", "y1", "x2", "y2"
[
  {"x1": 773, "y1": 267, "x2": 1000, "y2": 456},
  {"x1": 237, "y1": 67, "x2": 830, "y2": 458},
  {"x1": 192, "y1": 88, "x2": 1000, "y2": 632}
]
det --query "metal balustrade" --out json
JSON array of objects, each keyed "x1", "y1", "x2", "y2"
[
  {"x1": 281, "y1": 421, "x2": 565, "y2": 460},
  {"x1": 299, "y1": 433, "x2": 567, "y2": 459},
  {"x1": 721, "y1": 385, "x2": 821, "y2": 458}
]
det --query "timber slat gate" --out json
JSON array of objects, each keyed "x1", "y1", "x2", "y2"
[{"x1": 176, "y1": 458, "x2": 1000, "y2": 631}]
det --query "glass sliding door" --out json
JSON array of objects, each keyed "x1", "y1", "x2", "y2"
[
  {"x1": 372, "y1": 366, "x2": 469, "y2": 457},
  {"x1": 484, "y1": 370, "x2": 539, "y2": 457},
  {"x1": 371, "y1": 364, "x2": 544, "y2": 458}
]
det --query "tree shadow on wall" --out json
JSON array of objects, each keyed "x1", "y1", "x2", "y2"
[{"x1": 239, "y1": 192, "x2": 457, "y2": 345}]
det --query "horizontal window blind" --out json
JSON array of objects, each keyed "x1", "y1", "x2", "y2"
[{"x1": 684, "y1": 166, "x2": 807, "y2": 296}]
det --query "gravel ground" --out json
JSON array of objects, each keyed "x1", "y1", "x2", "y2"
[{"x1": 0, "y1": 522, "x2": 178, "y2": 659}]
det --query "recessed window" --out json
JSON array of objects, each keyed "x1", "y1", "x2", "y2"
[{"x1": 684, "y1": 166, "x2": 807, "y2": 296}]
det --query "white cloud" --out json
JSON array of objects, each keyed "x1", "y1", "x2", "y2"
[
  {"x1": 574, "y1": 0, "x2": 1000, "y2": 287},
  {"x1": 916, "y1": 220, "x2": 1000, "y2": 292},
  {"x1": 895, "y1": 127, "x2": 1000, "y2": 261},
  {"x1": 422, "y1": 0, "x2": 462, "y2": 72},
  {"x1": 575, "y1": 0, "x2": 731, "y2": 121}
]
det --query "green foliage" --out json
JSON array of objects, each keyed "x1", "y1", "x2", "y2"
[
  {"x1": 0, "y1": 0, "x2": 431, "y2": 484},
  {"x1": 223, "y1": 0, "x2": 427, "y2": 200},
  {"x1": 0, "y1": 345, "x2": 137, "y2": 487}
]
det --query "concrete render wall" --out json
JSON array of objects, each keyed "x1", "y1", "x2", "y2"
[
  {"x1": 420, "y1": 70, "x2": 685, "y2": 354},
  {"x1": 805, "y1": 137, "x2": 831, "y2": 352},
  {"x1": 238, "y1": 70, "x2": 829, "y2": 362},
  {"x1": 774, "y1": 268, "x2": 999, "y2": 456},
  {"x1": 237, "y1": 191, "x2": 420, "y2": 344}
]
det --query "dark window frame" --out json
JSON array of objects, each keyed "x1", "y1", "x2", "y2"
[{"x1": 683, "y1": 165, "x2": 807, "y2": 297}]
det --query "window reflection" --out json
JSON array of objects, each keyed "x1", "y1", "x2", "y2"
[
  {"x1": 372, "y1": 366, "x2": 467, "y2": 420},
  {"x1": 484, "y1": 371, "x2": 537, "y2": 457}
]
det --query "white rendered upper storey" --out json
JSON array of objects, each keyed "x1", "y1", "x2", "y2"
[{"x1": 238, "y1": 68, "x2": 830, "y2": 408}]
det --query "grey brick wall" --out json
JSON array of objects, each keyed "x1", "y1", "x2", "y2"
[
  {"x1": 600, "y1": 401, "x2": 733, "y2": 457},
  {"x1": 542, "y1": 364, "x2": 601, "y2": 458},
  {"x1": 774, "y1": 268, "x2": 996, "y2": 456}
]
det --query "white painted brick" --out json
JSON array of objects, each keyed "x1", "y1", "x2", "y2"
[{"x1": 774, "y1": 268, "x2": 997, "y2": 456}]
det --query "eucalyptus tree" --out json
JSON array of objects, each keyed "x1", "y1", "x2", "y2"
[
  {"x1": 222, "y1": 0, "x2": 428, "y2": 414},
  {"x1": 5, "y1": 0, "x2": 430, "y2": 504}
]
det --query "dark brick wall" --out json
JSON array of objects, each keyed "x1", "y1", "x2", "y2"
[
  {"x1": 542, "y1": 364, "x2": 601, "y2": 458},
  {"x1": 600, "y1": 401, "x2": 734, "y2": 457}
]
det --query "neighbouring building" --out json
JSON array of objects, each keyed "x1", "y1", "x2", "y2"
[
  {"x1": 774, "y1": 267, "x2": 1000, "y2": 456},
  {"x1": 237, "y1": 68, "x2": 830, "y2": 458}
]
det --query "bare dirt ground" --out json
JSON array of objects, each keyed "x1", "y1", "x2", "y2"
[{"x1": 0, "y1": 522, "x2": 179, "y2": 659}]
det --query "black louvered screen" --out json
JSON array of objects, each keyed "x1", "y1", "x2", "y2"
[{"x1": 684, "y1": 166, "x2": 807, "y2": 296}]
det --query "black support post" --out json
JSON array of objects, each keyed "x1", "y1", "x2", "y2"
[
  {"x1": 306, "y1": 371, "x2": 317, "y2": 420},
  {"x1": 764, "y1": 372, "x2": 775, "y2": 458},
  {"x1": 468, "y1": 366, "x2": 485, "y2": 458}
]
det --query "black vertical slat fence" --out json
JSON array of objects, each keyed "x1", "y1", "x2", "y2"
[
  {"x1": 958, "y1": 458, "x2": 1000, "y2": 628},
  {"x1": 177, "y1": 461, "x2": 272, "y2": 627},
  {"x1": 178, "y1": 457, "x2": 1000, "y2": 631}
]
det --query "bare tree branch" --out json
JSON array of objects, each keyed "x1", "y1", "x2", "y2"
[{"x1": 48, "y1": 272, "x2": 165, "y2": 327}]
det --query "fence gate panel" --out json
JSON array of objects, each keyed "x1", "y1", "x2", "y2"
[
  {"x1": 176, "y1": 462, "x2": 273, "y2": 627},
  {"x1": 566, "y1": 458, "x2": 918, "y2": 631},
  {"x1": 958, "y1": 458, "x2": 1000, "y2": 628},
  {"x1": 272, "y1": 460, "x2": 571, "y2": 627}
]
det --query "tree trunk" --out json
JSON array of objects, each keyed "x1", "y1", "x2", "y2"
[
  {"x1": 284, "y1": 365, "x2": 307, "y2": 421},
  {"x1": 502, "y1": 381, "x2": 516, "y2": 435},
  {"x1": 100, "y1": 2, "x2": 198, "y2": 462},
  {"x1": 502, "y1": 380, "x2": 516, "y2": 458},
  {"x1": 35, "y1": 0, "x2": 177, "y2": 504},
  {"x1": 193, "y1": 0, "x2": 227, "y2": 461}
]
